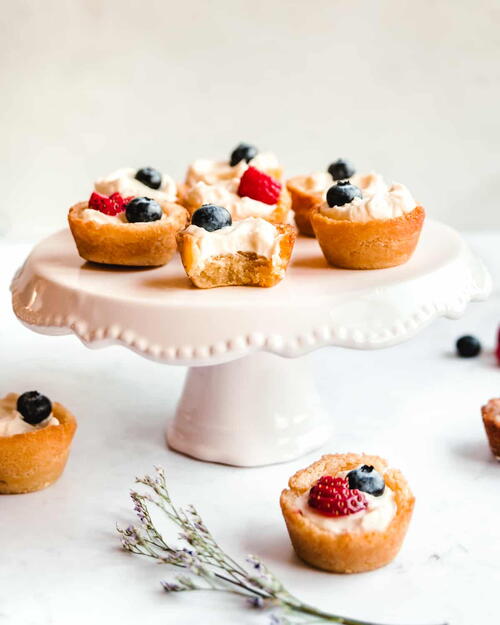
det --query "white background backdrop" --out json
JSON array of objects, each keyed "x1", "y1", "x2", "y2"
[{"x1": 1, "y1": 0, "x2": 500, "y2": 237}]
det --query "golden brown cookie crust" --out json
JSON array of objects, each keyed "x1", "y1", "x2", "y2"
[
  {"x1": 68, "y1": 200, "x2": 188, "y2": 266},
  {"x1": 0, "y1": 393, "x2": 77, "y2": 494},
  {"x1": 286, "y1": 175, "x2": 324, "y2": 237},
  {"x1": 280, "y1": 453, "x2": 415, "y2": 573},
  {"x1": 481, "y1": 398, "x2": 500, "y2": 459},
  {"x1": 177, "y1": 224, "x2": 296, "y2": 288},
  {"x1": 311, "y1": 205, "x2": 425, "y2": 270}
]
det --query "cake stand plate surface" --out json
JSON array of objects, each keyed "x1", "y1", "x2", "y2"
[{"x1": 11, "y1": 222, "x2": 491, "y2": 465}]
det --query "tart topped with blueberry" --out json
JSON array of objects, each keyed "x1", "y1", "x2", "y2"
[
  {"x1": 180, "y1": 144, "x2": 290, "y2": 223},
  {"x1": 68, "y1": 191, "x2": 187, "y2": 266},
  {"x1": 95, "y1": 166, "x2": 177, "y2": 204},
  {"x1": 177, "y1": 203, "x2": 295, "y2": 288},
  {"x1": 0, "y1": 391, "x2": 77, "y2": 494},
  {"x1": 280, "y1": 453, "x2": 415, "y2": 573},
  {"x1": 311, "y1": 174, "x2": 425, "y2": 269}
]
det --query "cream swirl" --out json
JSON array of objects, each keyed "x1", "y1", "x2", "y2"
[
  {"x1": 0, "y1": 397, "x2": 59, "y2": 437},
  {"x1": 320, "y1": 173, "x2": 416, "y2": 222},
  {"x1": 297, "y1": 468, "x2": 397, "y2": 534},
  {"x1": 185, "y1": 181, "x2": 277, "y2": 220},
  {"x1": 95, "y1": 168, "x2": 177, "y2": 203},
  {"x1": 75, "y1": 203, "x2": 166, "y2": 225},
  {"x1": 185, "y1": 217, "x2": 281, "y2": 266},
  {"x1": 185, "y1": 152, "x2": 280, "y2": 187}
]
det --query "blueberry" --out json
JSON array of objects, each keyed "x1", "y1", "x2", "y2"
[
  {"x1": 456, "y1": 335, "x2": 481, "y2": 358},
  {"x1": 125, "y1": 197, "x2": 162, "y2": 223},
  {"x1": 230, "y1": 143, "x2": 258, "y2": 167},
  {"x1": 347, "y1": 465, "x2": 385, "y2": 497},
  {"x1": 17, "y1": 391, "x2": 52, "y2": 425},
  {"x1": 328, "y1": 158, "x2": 356, "y2": 181},
  {"x1": 135, "y1": 167, "x2": 162, "y2": 190},
  {"x1": 326, "y1": 180, "x2": 362, "y2": 207},
  {"x1": 191, "y1": 204, "x2": 232, "y2": 232}
]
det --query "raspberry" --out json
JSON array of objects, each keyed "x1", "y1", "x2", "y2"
[
  {"x1": 308, "y1": 476, "x2": 368, "y2": 517},
  {"x1": 88, "y1": 192, "x2": 127, "y2": 216},
  {"x1": 237, "y1": 166, "x2": 281, "y2": 205}
]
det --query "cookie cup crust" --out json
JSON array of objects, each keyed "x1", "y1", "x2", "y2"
[
  {"x1": 68, "y1": 201, "x2": 188, "y2": 266},
  {"x1": 481, "y1": 398, "x2": 500, "y2": 460},
  {"x1": 178, "y1": 186, "x2": 291, "y2": 226},
  {"x1": 286, "y1": 175, "x2": 324, "y2": 237},
  {"x1": 0, "y1": 393, "x2": 77, "y2": 494},
  {"x1": 311, "y1": 205, "x2": 425, "y2": 269},
  {"x1": 280, "y1": 453, "x2": 415, "y2": 573},
  {"x1": 177, "y1": 224, "x2": 296, "y2": 288}
]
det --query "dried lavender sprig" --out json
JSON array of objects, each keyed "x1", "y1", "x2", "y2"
[{"x1": 117, "y1": 467, "x2": 447, "y2": 625}]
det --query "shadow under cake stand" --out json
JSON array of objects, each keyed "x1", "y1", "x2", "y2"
[{"x1": 11, "y1": 222, "x2": 491, "y2": 466}]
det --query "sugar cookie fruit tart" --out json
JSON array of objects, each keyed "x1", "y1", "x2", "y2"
[
  {"x1": 177, "y1": 204, "x2": 295, "y2": 288},
  {"x1": 280, "y1": 453, "x2": 415, "y2": 573},
  {"x1": 95, "y1": 166, "x2": 178, "y2": 204},
  {"x1": 481, "y1": 398, "x2": 500, "y2": 460},
  {"x1": 0, "y1": 391, "x2": 77, "y2": 494},
  {"x1": 179, "y1": 143, "x2": 290, "y2": 224},
  {"x1": 287, "y1": 158, "x2": 359, "y2": 236},
  {"x1": 311, "y1": 175, "x2": 425, "y2": 269},
  {"x1": 68, "y1": 192, "x2": 188, "y2": 266}
]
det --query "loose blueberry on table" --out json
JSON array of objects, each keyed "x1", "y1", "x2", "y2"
[
  {"x1": 125, "y1": 197, "x2": 163, "y2": 223},
  {"x1": 16, "y1": 391, "x2": 52, "y2": 425},
  {"x1": 456, "y1": 335, "x2": 481, "y2": 358},
  {"x1": 347, "y1": 464, "x2": 385, "y2": 496},
  {"x1": 326, "y1": 180, "x2": 362, "y2": 207},
  {"x1": 230, "y1": 142, "x2": 258, "y2": 167},
  {"x1": 328, "y1": 158, "x2": 356, "y2": 181},
  {"x1": 308, "y1": 476, "x2": 368, "y2": 517},
  {"x1": 191, "y1": 204, "x2": 232, "y2": 232},
  {"x1": 134, "y1": 167, "x2": 162, "y2": 190}
]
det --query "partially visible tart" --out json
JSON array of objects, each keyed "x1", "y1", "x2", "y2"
[
  {"x1": 177, "y1": 204, "x2": 295, "y2": 288},
  {"x1": 280, "y1": 453, "x2": 415, "y2": 573},
  {"x1": 311, "y1": 177, "x2": 425, "y2": 269},
  {"x1": 0, "y1": 392, "x2": 77, "y2": 494},
  {"x1": 68, "y1": 192, "x2": 188, "y2": 266},
  {"x1": 481, "y1": 398, "x2": 500, "y2": 460}
]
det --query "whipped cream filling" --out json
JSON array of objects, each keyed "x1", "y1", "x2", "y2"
[
  {"x1": 320, "y1": 173, "x2": 416, "y2": 222},
  {"x1": 297, "y1": 468, "x2": 397, "y2": 534},
  {"x1": 185, "y1": 181, "x2": 276, "y2": 220},
  {"x1": 185, "y1": 217, "x2": 281, "y2": 265},
  {"x1": 185, "y1": 152, "x2": 280, "y2": 187},
  {"x1": 94, "y1": 168, "x2": 177, "y2": 203},
  {"x1": 0, "y1": 398, "x2": 59, "y2": 437},
  {"x1": 76, "y1": 204, "x2": 165, "y2": 225}
]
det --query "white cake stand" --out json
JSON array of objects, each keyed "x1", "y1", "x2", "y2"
[{"x1": 11, "y1": 222, "x2": 491, "y2": 466}]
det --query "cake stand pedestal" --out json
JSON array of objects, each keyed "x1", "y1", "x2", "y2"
[{"x1": 11, "y1": 222, "x2": 491, "y2": 466}]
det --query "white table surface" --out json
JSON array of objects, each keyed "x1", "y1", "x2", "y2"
[{"x1": 0, "y1": 232, "x2": 498, "y2": 625}]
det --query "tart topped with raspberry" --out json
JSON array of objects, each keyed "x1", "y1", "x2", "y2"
[
  {"x1": 0, "y1": 391, "x2": 77, "y2": 494},
  {"x1": 180, "y1": 144, "x2": 290, "y2": 223},
  {"x1": 95, "y1": 166, "x2": 177, "y2": 204},
  {"x1": 177, "y1": 203, "x2": 295, "y2": 288},
  {"x1": 280, "y1": 453, "x2": 415, "y2": 573},
  {"x1": 68, "y1": 191, "x2": 187, "y2": 266}
]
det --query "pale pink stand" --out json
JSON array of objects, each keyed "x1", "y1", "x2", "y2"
[{"x1": 11, "y1": 223, "x2": 491, "y2": 466}]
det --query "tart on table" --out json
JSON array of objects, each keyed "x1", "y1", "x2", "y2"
[
  {"x1": 177, "y1": 203, "x2": 295, "y2": 288},
  {"x1": 481, "y1": 398, "x2": 500, "y2": 460},
  {"x1": 0, "y1": 391, "x2": 77, "y2": 494},
  {"x1": 68, "y1": 166, "x2": 188, "y2": 266},
  {"x1": 179, "y1": 143, "x2": 291, "y2": 224},
  {"x1": 280, "y1": 453, "x2": 415, "y2": 573}
]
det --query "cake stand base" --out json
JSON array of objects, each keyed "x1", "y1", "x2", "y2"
[{"x1": 167, "y1": 352, "x2": 331, "y2": 466}]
